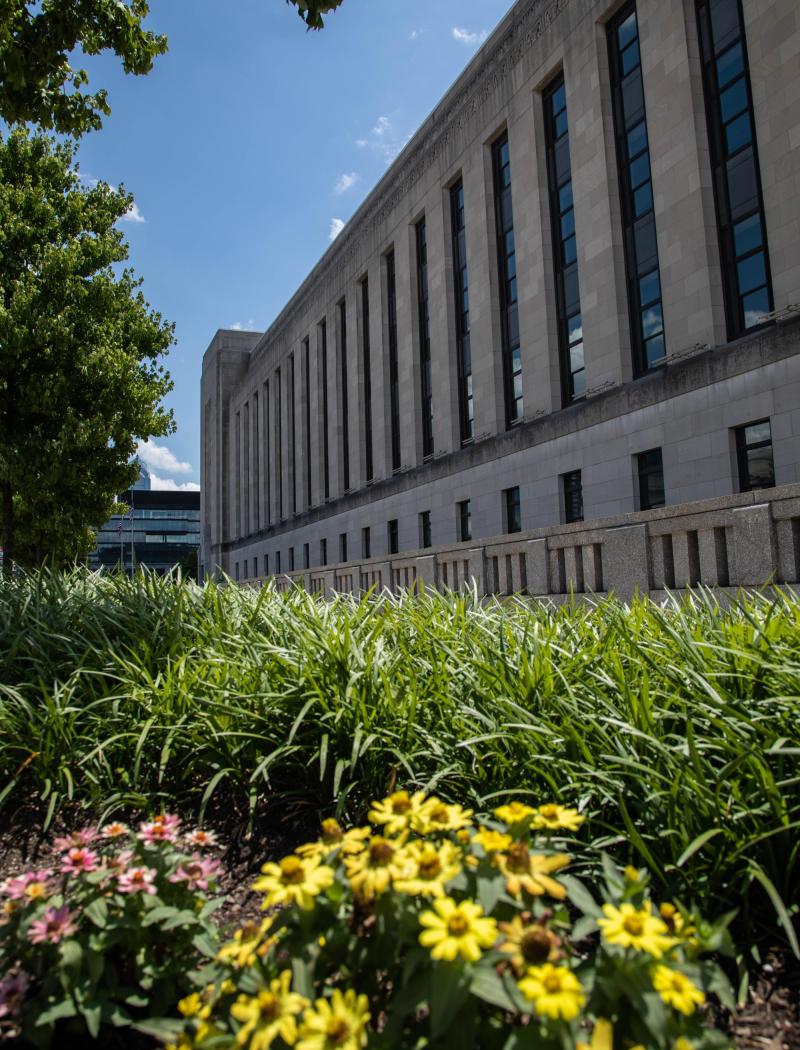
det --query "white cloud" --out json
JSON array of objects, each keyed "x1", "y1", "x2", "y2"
[
  {"x1": 372, "y1": 115, "x2": 391, "y2": 136},
  {"x1": 329, "y1": 217, "x2": 346, "y2": 242},
  {"x1": 452, "y1": 26, "x2": 488, "y2": 46},
  {"x1": 334, "y1": 171, "x2": 360, "y2": 195},
  {"x1": 121, "y1": 200, "x2": 146, "y2": 223},
  {"x1": 355, "y1": 138, "x2": 368, "y2": 149},
  {"x1": 137, "y1": 439, "x2": 193, "y2": 476},
  {"x1": 229, "y1": 319, "x2": 255, "y2": 331},
  {"x1": 410, "y1": 28, "x2": 420, "y2": 40},
  {"x1": 355, "y1": 114, "x2": 410, "y2": 166},
  {"x1": 148, "y1": 472, "x2": 201, "y2": 492}
]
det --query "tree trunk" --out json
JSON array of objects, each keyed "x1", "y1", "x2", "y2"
[{"x1": 2, "y1": 480, "x2": 13, "y2": 578}]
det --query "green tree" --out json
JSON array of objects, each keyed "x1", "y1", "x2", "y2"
[
  {"x1": 0, "y1": 129, "x2": 174, "y2": 573},
  {"x1": 0, "y1": 0, "x2": 168, "y2": 136},
  {"x1": 288, "y1": 0, "x2": 344, "y2": 29}
]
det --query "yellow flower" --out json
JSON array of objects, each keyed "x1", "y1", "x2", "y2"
[
  {"x1": 297, "y1": 988, "x2": 370, "y2": 1050},
  {"x1": 597, "y1": 901, "x2": 675, "y2": 958},
  {"x1": 532, "y1": 804, "x2": 584, "y2": 832},
  {"x1": 253, "y1": 855, "x2": 334, "y2": 912},
  {"x1": 394, "y1": 840, "x2": 462, "y2": 898},
  {"x1": 499, "y1": 916, "x2": 560, "y2": 973},
  {"x1": 674, "y1": 1040, "x2": 695, "y2": 1050},
  {"x1": 231, "y1": 971, "x2": 309, "y2": 1049},
  {"x1": 495, "y1": 843, "x2": 570, "y2": 900},
  {"x1": 471, "y1": 827, "x2": 512, "y2": 853},
  {"x1": 344, "y1": 836, "x2": 409, "y2": 900},
  {"x1": 652, "y1": 965, "x2": 705, "y2": 1015},
  {"x1": 297, "y1": 822, "x2": 370, "y2": 861},
  {"x1": 493, "y1": 801, "x2": 536, "y2": 826},
  {"x1": 624, "y1": 865, "x2": 641, "y2": 882},
  {"x1": 412, "y1": 797, "x2": 473, "y2": 835},
  {"x1": 368, "y1": 790, "x2": 428, "y2": 835},
  {"x1": 217, "y1": 918, "x2": 275, "y2": 968},
  {"x1": 577, "y1": 1018, "x2": 613, "y2": 1050},
  {"x1": 518, "y1": 963, "x2": 585, "y2": 1021},
  {"x1": 418, "y1": 897, "x2": 498, "y2": 962},
  {"x1": 659, "y1": 902, "x2": 697, "y2": 942},
  {"x1": 178, "y1": 991, "x2": 213, "y2": 1042}
]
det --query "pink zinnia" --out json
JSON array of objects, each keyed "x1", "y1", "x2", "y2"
[
  {"x1": 101, "y1": 821, "x2": 130, "y2": 839},
  {"x1": 168, "y1": 856, "x2": 221, "y2": 892},
  {"x1": 0, "y1": 972, "x2": 29, "y2": 1019},
  {"x1": 105, "y1": 849, "x2": 134, "y2": 876},
  {"x1": 28, "y1": 905, "x2": 78, "y2": 945},
  {"x1": 61, "y1": 847, "x2": 99, "y2": 875},
  {"x1": 137, "y1": 813, "x2": 181, "y2": 844},
  {"x1": 186, "y1": 828, "x2": 218, "y2": 849},
  {"x1": 117, "y1": 866, "x2": 157, "y2": 894},
  {"x1": 53, "y1": 827, "x2": 96, "y2": 852},
  {"x1": 2, "y1": 870, "x2": 53, "y2": 901}
]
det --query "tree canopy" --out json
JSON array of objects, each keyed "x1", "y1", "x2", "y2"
[
  {"x1": 0, "y1": 130, "x2": 175, "y2": 571},
  {"x1": 0, "y1": 1, "x2": 343, "y2": 136}
]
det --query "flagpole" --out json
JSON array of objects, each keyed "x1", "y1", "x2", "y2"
[{"x1": 129, "y1": 491, "x2": 135, "y2": 576}]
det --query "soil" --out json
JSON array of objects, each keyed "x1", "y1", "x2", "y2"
[{"x1": 1, "y1": 801, "x2": 798, "y2": 1048}]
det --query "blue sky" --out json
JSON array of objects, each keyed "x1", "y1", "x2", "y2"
[{"x1": 74, "y1": 0, "x2": 515, "y2": 489}]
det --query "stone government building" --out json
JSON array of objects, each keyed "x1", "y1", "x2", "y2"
[{"x1": 200, "y1": 0, "x2": 800, "y2": 596}]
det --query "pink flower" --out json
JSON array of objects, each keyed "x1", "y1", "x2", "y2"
[
  {"x1": 105, "y1": 849, "x2": 134, "y2": 877},
  {"x1": 117, "y1": 866, "x2": 157, "y2": 895},
  {"x1": 61, "y1": 848, "x2": 100, "y2": 875},
  {"x1": 186, "y1": 828, "x2": 218, "y2": 849},
  {"x1": 53, "y1": 827, "x2": 96, "y2": 852},
  {"x1": 101, "y1": 821, "x2": 130, "y2": 839},
  {"x1": 28, "y1": 905, "x2": 78, "y2": 945},
  {"x1": 168, "y1": 856, "x2": 221, "y2": 892},
  {"x1": 2, "y1": 870, "x2": 53, "y2": 902},
  {"x1": 0, "y1": 972, "x2": 29, "y2": 1019},
  {"x1": 137, "y1": 813, "x2": 181, "y2": 845}
]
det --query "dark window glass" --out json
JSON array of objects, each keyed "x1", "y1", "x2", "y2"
[
  {"x1": 303, "y1": 543, "x2": 309, "y2": 570},
  {"x1": 289, "y1": 356, "x2": 296, "y2": 516},
  {"x1": 492, "y1": 133, "x2": 523, "y2": 426},
  {"x1": 264, "y1": 554, "x2": 269, "y2": 576},
  {"x1": 458, "y1": 499, "x2": 472, "y2": 543},
  {"x1": 275, "y1": 551, "x2": 281, "y2": 574},
  {"x1": 608, "y1": 2, "x2": 667, "y2": 376},
  {"x1": 319, "y1": 322, "x2": 329, "y2": 500},
  {"x1": 339, "y1": 301, "x2": 350, "y2": 491},
  {"x1": 416, "y1": 219, "x2": 434, "y2": 459},
  {"x1": 275, "y1": 370, "x2": 283, "y2": 520},
  {"x1": 388, "y1": 519, "x2": 399, "y2": 555},
  {"x1": 697, "y1": 0, "x2": 773, "y2": 338},
  {"x1": 637, "y1": 448, "x2": 665, "y2": 510},
  {"x1": 339, "y1": 532, "x2": 348, "y2": 562},
  {"x1": 362, "y1": 526, "x2": 371, "y2": 560},
  {"x1": 420, "y1": 510, "x2": 432, "y2": 549},
  {"x1": 320, "y1": 538, "x2": 327, "y2": 566},
  {"x1": 563, "y1": 470, "x2": 584, "y2": 523},
  {"x1": 736, "y1": 419, "x2": 775, "y2": 491},
  {"x1": 235, "y1": 562, "x2": 239, "y2": 581},
  {"x1": 303, "y1": 340, "x2": 311, "y2": 508},
  {"x1": 289, "y1": 548, "x2": 294, "y2": 572},
  {"x1": 451, "y1": 181, "x2": 474, "y2": 444},
  {"x1": 386, "y1": 250, "x2": 401, "y2": 471},
  {"x1": 361, "y1": 278, "x2": 374, "y2": 481},
  {"x1": 545, "y1": 74, "x2": 585, "y2": 404},
  {"x1": 505, "y1": 486, "x2": 522, "y2": 534}
]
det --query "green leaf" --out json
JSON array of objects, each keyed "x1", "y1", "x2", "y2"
[
  {"x1": 749, "y1": 864, "x2": 800, "y2": 958},
  {"x1": 676, "y1": 828, "x2": 724, "y2": 868},
  {"x1": 560, "y1": 875, "x2": 601, "y2": 918},
  {"x1": 35, "y1": 998, "x2": 78, "y2": 1026},
  {"x1": 430, "y1": 961, "x2": 470, "y2": 1041},
  {"x1": 469, "y1": 966, "x2": 517, "y2": 1012},
  {"x1": 84, "y1": 897, "x2": 108, "y2": 928},
  {"x1": 132, "y1": 1017, "x2": 184, "y2": 1041}
]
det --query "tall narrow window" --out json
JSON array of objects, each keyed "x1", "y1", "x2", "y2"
[
  {"x1": 320, "y1": 321, "x2": 330, "y2": 500},
  {"x1": 289, "y1": 354, "x2": 296, "y2": 516},
  {"x1": 303, "y1": 338, "x2": 311, "y2": 509},
  {"x1": 387, "y1": 518, "x2": 399, "y2": 555},
  {"x1": 504, "y1": 486, "x2": 521, "y2": 534},
  {"x1": 339, "y1": 300, "x2": 350, "y2": 491},
  {"x1": 386, "y1": 250, "x2": 401, "y2": 471},
  {"x1": 289, "y1": 547, "x2": 295, "y2": 572},
  {"x1": 361, "y1": 278, "x2": 374, "y2": 482},
  {"x1": 339, "y1": 532, "x2": 348, "y2": 562},
  {"x1": 451, "y1": 181, "x2": 474, "y2": 444},
  {"x1": 235, "y1": 411, "x2": 241, "y2": 538},
  {"x1": 544, "y1": 75, "x2": 585, "y2": 403},
  {"x1": 320, "y1": 538, "x2": 327, "y2": 566},
  {"x1": 416, "y1": 219, "x2": 434, "y2": 459},
  {"x1": 562, "y1": 470, "x2": 584, "y2": 523},
  {"x1": 608, "y1": 3, "x2": 666, "y2": 374},
  {"x1": 253, "y1": 390, "x2": 260, "y2": 530},
  {"x1": 275, "y1": 371, "x2": 283, "y2": 520},
  {"x1": 492, "y1": 133, "x2": 523, "y2": 426},
  {"x1": 419, "y1": 510, "x2": 432, "y2": 549},
  {"x1": 362, "y1": 526, "x2": 371, "y2": 560},
  {"x1": 637, "y1": 448, "x2": 665, "y2": 510},
  {"x1": 735, "y1": 419, "x2": 774, "y2": 491},
  {"x1": 457, "y1": 499, "x2": 472, "y2": 543},
  {"x1": 275, "y1": 551, "x2": 281, "y2": 574},
  {"x1": 697, "y1": 0, "x2": 772, "y2": 337},
  {"x1": 263, "y1": 381, "x2": 271, "y2": 526},
  {"x1": 303, "y1": 543, "x2": 310, "y2": 570},
  {"x1": 264, "y1": 554, "x2": 269, "y2": 576},
  {"x1": 243, "y1": 402, "x2": 250, "y2": 533}
]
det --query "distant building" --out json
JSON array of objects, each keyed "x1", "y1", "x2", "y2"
[
  {"x1": 91, "y1": 488, "x2": 201, "y2": 576},
  {"x1": 130, "y1": 460, "x2": 153, "y2": 491}
]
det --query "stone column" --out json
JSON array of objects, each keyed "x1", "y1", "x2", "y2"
[
  {"x1": 396, "y1": 220, "x2": 418, "y2": 471},
  {"x1": 603, "y1": 524, "x2": 651, "y2": 600},
  {"x1": 367, "y1": 255, "x2": 388, "y2": 482},
  {"x1": 427, "y1": 183, "x2": 458, "y2": 455}
]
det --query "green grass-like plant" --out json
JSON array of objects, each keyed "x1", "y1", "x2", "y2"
[{"x1": 0, "y1": 570, "x2": 798, "y2": 959}]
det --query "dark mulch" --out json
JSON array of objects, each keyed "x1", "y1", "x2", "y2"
[{"x1": 1, "y1": 801, "x2": 798, "y2": 1048}]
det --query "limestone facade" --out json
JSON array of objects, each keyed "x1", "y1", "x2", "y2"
[{"x1": 200, "y1": 0, "x2": 800, "y2": 585}]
